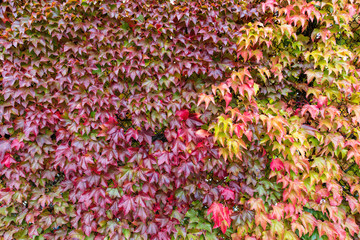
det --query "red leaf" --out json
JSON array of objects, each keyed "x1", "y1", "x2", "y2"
[
  {"x1": 270, "y1": 158, "x2": 284, "y2": 171},
  {"x1": 1, "y1": 153, "x2": 16, "y2": 168},
  {"x1": 79, "y1": 154, "x2": 94, "y2": 170},
  {"x1": 83, "y1": 224, "x2": 92, "y2": 237},
  {"x1": 119, "y1": 195, "x2": 135, "y2": 215},
  {"x1": 105, "y1": 116, "x2": 118, "y2": 125},
  {"x1": 317, "y1": 96, "x2": 328, "y2": 108},
  {"x1": 156, "y1": 151, "x2": 170, "y2": 165},
  {"x1": 176, "y1": 109, "x2": 189, "y2": 120},
  {"x1": 28, "y1": 225, "x2": 39, "y2": 238},
  {"x1": 218, "y1": 186, "x2": 235, "y2": 200},
  {"x1": 11, "y1": 139, "x2": 24, "y2": 150},
  {"x1": 301, "y1": 104, "x2": 319, "y2": 119},
  {"x1": 207, "y1": 202, "x2": 232, "y2": 233},
  {"x1": 224, "y1": 92, "x2": 232, "y2": 108},
  {"x1": 0, "y1": 140, "x2": 11, "y2": 159},
  {"x1": 244, "y1": 130, "x2": 252, "y2": 141}
]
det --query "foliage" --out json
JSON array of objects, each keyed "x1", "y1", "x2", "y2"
[{"x1": 0, "y1": 0, "x2": 360, "y2": 239}]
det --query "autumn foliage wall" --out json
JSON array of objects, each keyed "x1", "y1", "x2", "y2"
[{"x1": 1, "y1": 0, "x2": 360, "y2": 239}]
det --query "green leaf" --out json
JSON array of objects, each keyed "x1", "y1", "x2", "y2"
[
  {"x1": 137, "y1": 15, "x2": 144, "y2": 22},
  {"x1": 197, "y1": 222, "x2": 212, "y2": 232},
  {"x1": 171, "y1": 209, "x2": 183, "y2": 222},
  {"x1": 106, "y1": 188, "x2": 120, "y2": 198},
  {"x1": 122, "y1": 229, "x2": 131, "y2": 239},
  {"x1": 0, "y1": 206, "x2": 8, "y2": 216},
  {"x1": 121, "y1": 21, "x2": 130, "y2": 30}
]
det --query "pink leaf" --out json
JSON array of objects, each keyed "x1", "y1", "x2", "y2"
[
  {"x1": 224, "y1": 92, "x2": 232, "y2": 108},
  {"x1": 1, "y1": 153, "x2": 16, "y2": 168},
  {"x1": 11, "y1": 139, "x2": 24, "y2": 150},
  {"x1": 270, "y1": 158, "x2": 284, "y2": 171},
  {"x1": 317, "y1": 96, "x2": 328, "y2": 108}
]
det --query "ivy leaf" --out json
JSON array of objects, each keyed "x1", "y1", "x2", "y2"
[
  {"x1": 198, "y1": 93, "x2": 215, "y2": 109},
  {"x1": 176, "y1": 109, "x2": 189, "y2": 120},
  {"x1": 345, "y1": 217, "x2": 359, "y2": 236},
  {"x1": 224, "y1": 92, "x2": 232, "y2": 108},
  {"x1": 1, "y1": 153, "x2": 16, "y2": 168},
  {"x1": 317, "y1": 96, "x2": 328, "y2": 108},
  {"x1": 207, "y1": 202, "x2": 232, "y2": 234},
  {"x1": 218, "y1": 186, "x2": 235, "y2": 200},
  {"x1": 270, "y1": 158, "x2": 284, "y2": 171}
]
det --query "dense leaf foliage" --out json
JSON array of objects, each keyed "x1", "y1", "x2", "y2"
[{"x1": 0, "y1": 0, "x2": 360, "y2": 239}]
